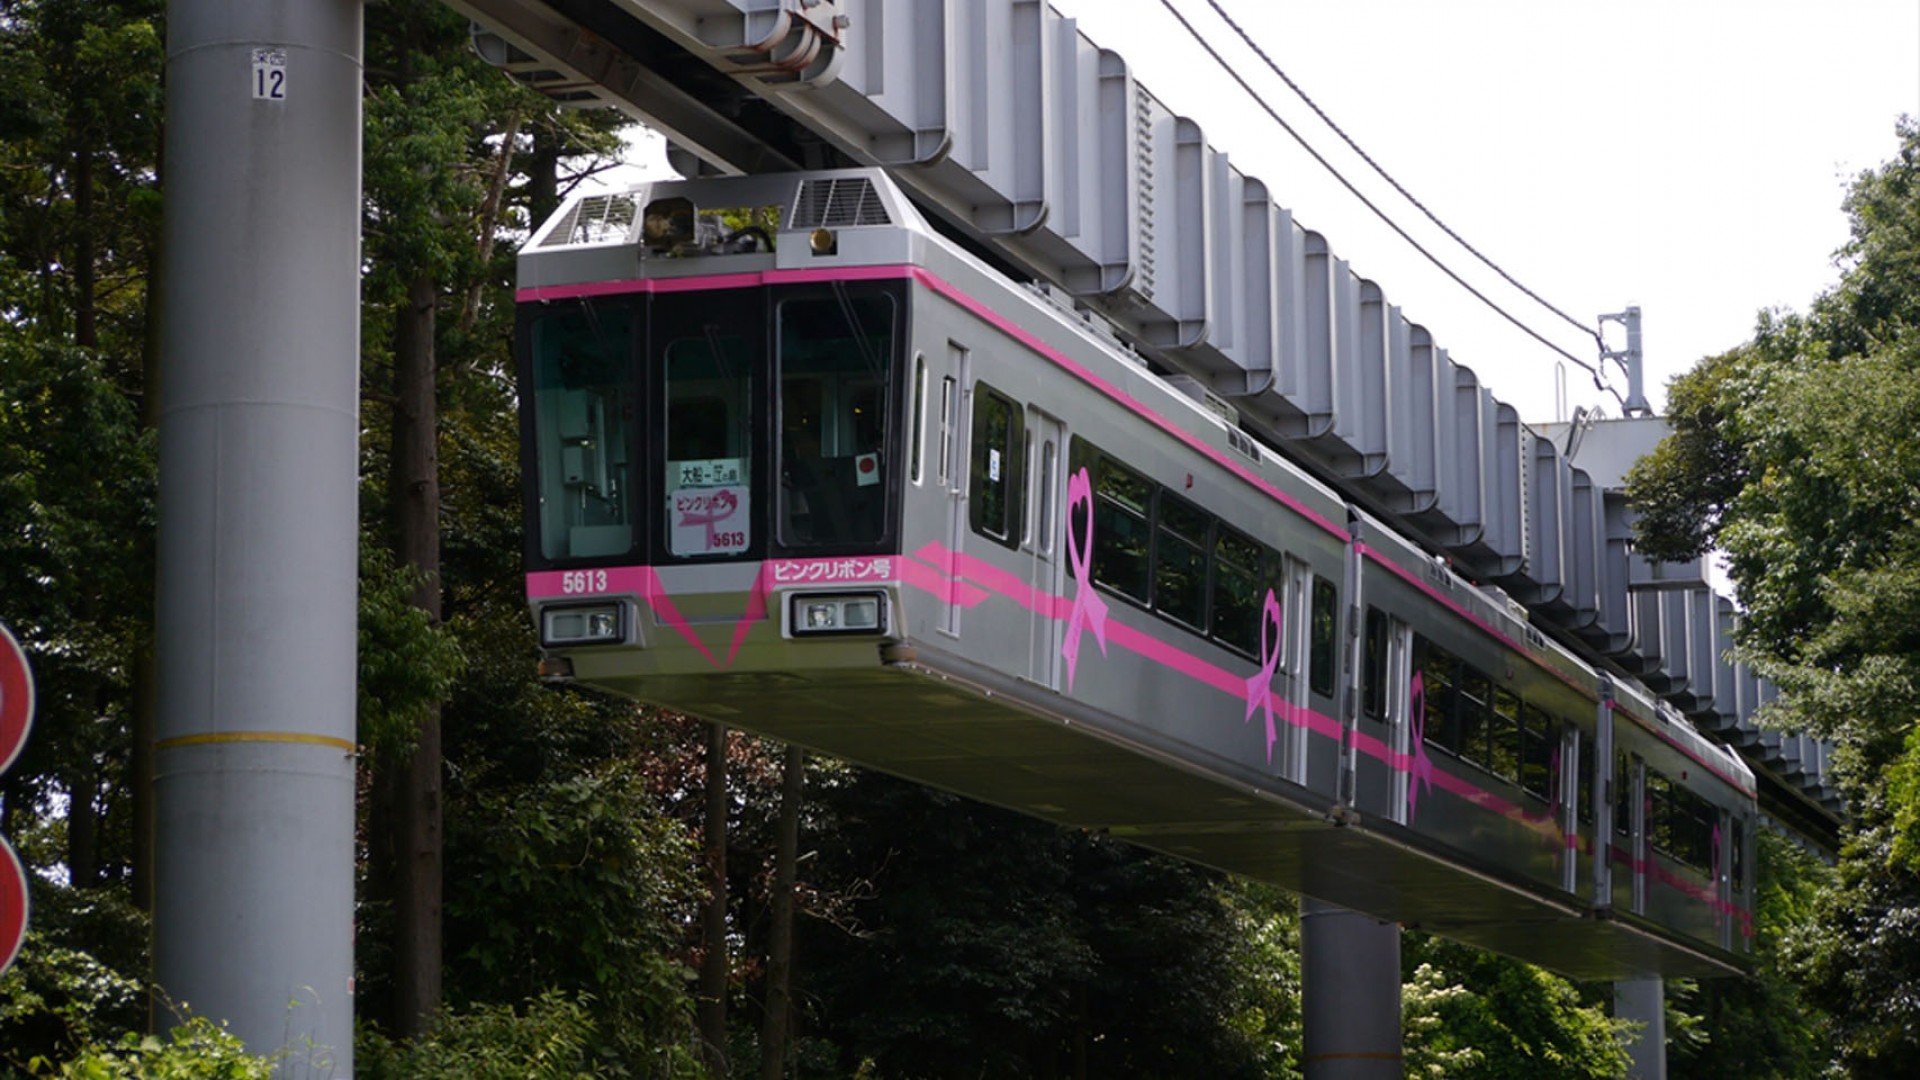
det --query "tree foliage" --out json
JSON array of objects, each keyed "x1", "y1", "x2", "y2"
[{"x1": 1627, "y1": 118, "x2": 1920, "y2": 1074}]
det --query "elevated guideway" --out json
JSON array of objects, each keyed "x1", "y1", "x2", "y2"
[{"x1": 448, "y1": 0, "x2": 1842, "y2": 851}]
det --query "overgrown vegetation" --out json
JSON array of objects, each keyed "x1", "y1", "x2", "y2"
[{"x1": 4, "y1": 0, "x2": 1912, "y2": 1075}]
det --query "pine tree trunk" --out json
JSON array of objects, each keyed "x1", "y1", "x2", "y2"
[
  {"x1": 66, "y1": 763, "x2": 98, "y2": 888},
  {"x1": 389, "y1": 269, "x2": 443, "y2": 1037},
  {"x1": 527, "y1": 124, "x2": 563, "y2": 229},
  {"x1": 72, "y1": 146, "x2": 96, "y2": 349},
  {"x1": 759, "y1": 745, "x2": 804, "y2": 1080},
  {"x1": 131, "y1": 129, "x2": 163, "y2": 912},
  {"x1": 700, "y1": 722, "x2": 730, "y2": 1076}
]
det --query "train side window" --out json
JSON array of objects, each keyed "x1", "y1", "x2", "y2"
[
  {"x1": 1155, "y1": 491, "x2": 1210, "y2": 630},
  {"x1": 1362, "y1": 607, "x2": 1388, "y2": 720},
  {"x1": 1490, "y1": 689, "x2": 1522, "y2": 782},
  {"x1": 967, "y1": 384, "x2": 1024, "y2": 547},
  {"x1": 1090, "y1": 453, "x2": 1152, "y2": 602},
  {"x1": 1576, "y1": 731, "x2": 1594, "y2": 823},
  {"x1": 1454, "y1": 668, "x2": 1492, "y2": 767},
  {"x1": 937, "y1": 374, "x2": 956, "y2": 486},
  {"x1": 1309, "y1": 577, "x2": 1338, "y2": 697},
  {"x1": 1020, "y1": 428, "x2": 1035, "y2": 547},
  {"x1": 1648, "y1": 771, "x2": 1682, "y2": 863},
  {"x1": 1519, "y1": 704, "x2": 1556, "y2": 800},
  {"x1": 1731, "y1": 818, "x2": 1746, "y2": 889},
  {"x1": 1037, "y1": 436, "x2": 1057, "y2": 556},
  {"x1": 1211, "y1": 526, "x2": 1267, "y2": 657},
  {"x1": 910, "y1": 353, "x2": 927, "y2": 485},
  {"x1": 1666, "y1": 783, "x2": 1715, "y2": 871},
  {"x1": 1416, "y1": 639, "x2": 1458, "y2": 750},
  {"x1": 1614, "y1": 753, "x2": 1633, "y2": 837}
]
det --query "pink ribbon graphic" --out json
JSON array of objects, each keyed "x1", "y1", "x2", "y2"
[
  {"x1": 1242, "y1": 588, "x2": 1284, "y2": 762},
  {"x1": 1407, "y1": 670, "x2": 1436, "y2": 822},
  {"x1": 1060, "y1": 467, "x2": 1109, "y2": 690},
  {"x1": 677, "y1": 488, "x2": 740, "y2": 547}
]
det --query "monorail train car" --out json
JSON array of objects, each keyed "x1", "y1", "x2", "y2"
[{"x1": 516, "y1": 168, "x2": 1755, "y2": 979}]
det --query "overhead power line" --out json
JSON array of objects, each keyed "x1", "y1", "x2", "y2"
[
  {"x1": 1201, "y1": 0, "x2": 1605, "y2": 351},
  {"x1": 1153, "y1": 0, "x2": 1622, "y2": 404}
]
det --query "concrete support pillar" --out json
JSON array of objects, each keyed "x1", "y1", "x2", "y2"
[
  {"x1": 154, "y1": 2, "x2": 363, "y2": 1071},
  {"x1": 1616, "y1": 976, "x2": 1666, "y2": 1079},
  {"x1": 1301, "y1": 898, "x2": 1402, "y2": 1079}
]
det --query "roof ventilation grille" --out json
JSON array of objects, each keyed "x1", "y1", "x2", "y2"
[{"x1": 792, "y1": 177, "x2": 890, "y2": 229}]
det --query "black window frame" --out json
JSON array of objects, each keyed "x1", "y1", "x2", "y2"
[
  {"x1": 1309, "y1": 576, "x2": 1338, "y2": 698},
  {"x1": 968, "y1": 382, "x2": 1025, "y2": 548}
]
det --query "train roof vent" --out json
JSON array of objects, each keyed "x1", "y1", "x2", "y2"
[
  {"x1": 792, "y1": 176, "x2": 891, "y2": 228},
  {"x1": 540, "y1": 193, "x2": 637, "y2": 248}
]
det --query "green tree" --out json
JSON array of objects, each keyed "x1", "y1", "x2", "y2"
[
  {"x1": 797, "y1": 771, "x2": 1298, "y2": 1078},
  {"x1": 1626, "y1": 118, "x2": 1920, "y2": 1075},
  {"x1": 1399, "y1": 936, "x2": 1627, "y2": 1080}
]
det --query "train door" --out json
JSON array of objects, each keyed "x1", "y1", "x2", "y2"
[
  {"x1": 1728, "y1": 803, "x2": 1743, "y2": 945},
  {"x1": 1622, "y1": 752, "x2": 1647, "y2": 914},
  {"x1": 1279, "y1": 557, "x2": 1314, "y2": 787},
  {"x1": 938, "y1": 344, "x2": 970, "y2": 638},
  {"x1": 1592, "y1": 688, "x2": 1615, "y2": 907},
  {"x1": 1374, "y1": 611, "x2": 1412, "y2": 824},
  {"x1": 1025, "y1": 408, "x2": 1065, "y2": 687}
]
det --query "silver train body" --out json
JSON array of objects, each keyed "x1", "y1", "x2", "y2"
[{"x1": 516, "y1": 168, "x2": 1756, "y2": 979}]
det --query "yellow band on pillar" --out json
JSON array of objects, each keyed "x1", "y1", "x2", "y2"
[{"x1": 155, "y1": 731, "x2": 357, "y2": 753}]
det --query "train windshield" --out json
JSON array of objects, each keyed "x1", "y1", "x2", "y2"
[
  {"x1": 524, "y1": 283, "x2": 903, "y2": 567},
  {"x1": 529, "y1": 305, "x2": 636, "y2": 562},
  {"x1": 777, "y1": 292, "x2": 894, "y2": 547}
]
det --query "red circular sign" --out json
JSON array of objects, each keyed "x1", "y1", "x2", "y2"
[
  {"x1": 0, "y1": 622, "x2": 32, "y2": 776},
  {"x1": 0, "y1": 836, "x2": 25, "y2": 976}
]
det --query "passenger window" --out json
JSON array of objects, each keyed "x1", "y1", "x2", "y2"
[
  {"x1": 1211, "y1": 526, "x2": 1268, "y2": 656},
  {"x1": 1490, "y1": 689, "x2": 1522, "y2": 782},
  {"x1": 1309, "y1": 577, "x2": 1338, "y2": 697},
  {"x1": 967, "y1": 384, "x2": 1023, "y2": 546},
  {"x1": 1519, "y1": 705, "x2": 1557, "y2": 801},
  {"x1": 1647, "y1": 772, "x2": 1675, "y2": 855},
  {"x1": 910, "y1": 353, "x2": 927, "y2": 484},
  {"x1": 1155, "y1": 492, "x2": 1210, "y2": 629},
  {"x1": 1454, "y1": 669, "x2": 1492, "y2": 766},
  {"x1": 1614, "y1": 753, "x2": 1633, "y2": 837},
  {"x1": 1416, "y1": 639, "x2": 1457, "y2": 749},
  {"x1": 1037, "y1": 437, "x2": 1057, "y2": 556},
  {"x1": 1731, "y1": 819, "x2": 1746, "y2": 889},
  {"x1": 938, "y1": 374, "x2": 956, "y2": 485},
  {"x1": 1362, "y1": 607, "x2": 1388, "y2": 720},
  {"x1": 1577, "y1": 732, "x2": 1594, "y2": 822},
  {"x1": 1090, "y1": 454, "x2": 1151, "y2": 602}
]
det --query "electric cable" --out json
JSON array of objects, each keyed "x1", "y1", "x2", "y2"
[
  {"x1": 1203, "y1": 0, "x2": 1606, "y2": 352},
  {"x1": 1153, "y1": 0, "x2": 1623, "y2": 404}
]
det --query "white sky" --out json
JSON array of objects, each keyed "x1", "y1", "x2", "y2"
[
  {"x1": 618, "y1": 0, "x2": 1920, "y2": 424},
  {"x1": 1052, "y1": 0, "x2": 1920, "y2": 422}
]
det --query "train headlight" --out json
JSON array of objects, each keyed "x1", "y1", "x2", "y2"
[
  {"x1": 541, "y1": 602, "x2": 625, "y2": 647},
  {"x1": 789, "y1": 591, "x2": 886, "y2": 637}
]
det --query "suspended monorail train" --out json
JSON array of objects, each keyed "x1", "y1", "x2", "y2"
[{"x1": 516, "y1": 168, "x2": 1755, "y2": 979}]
